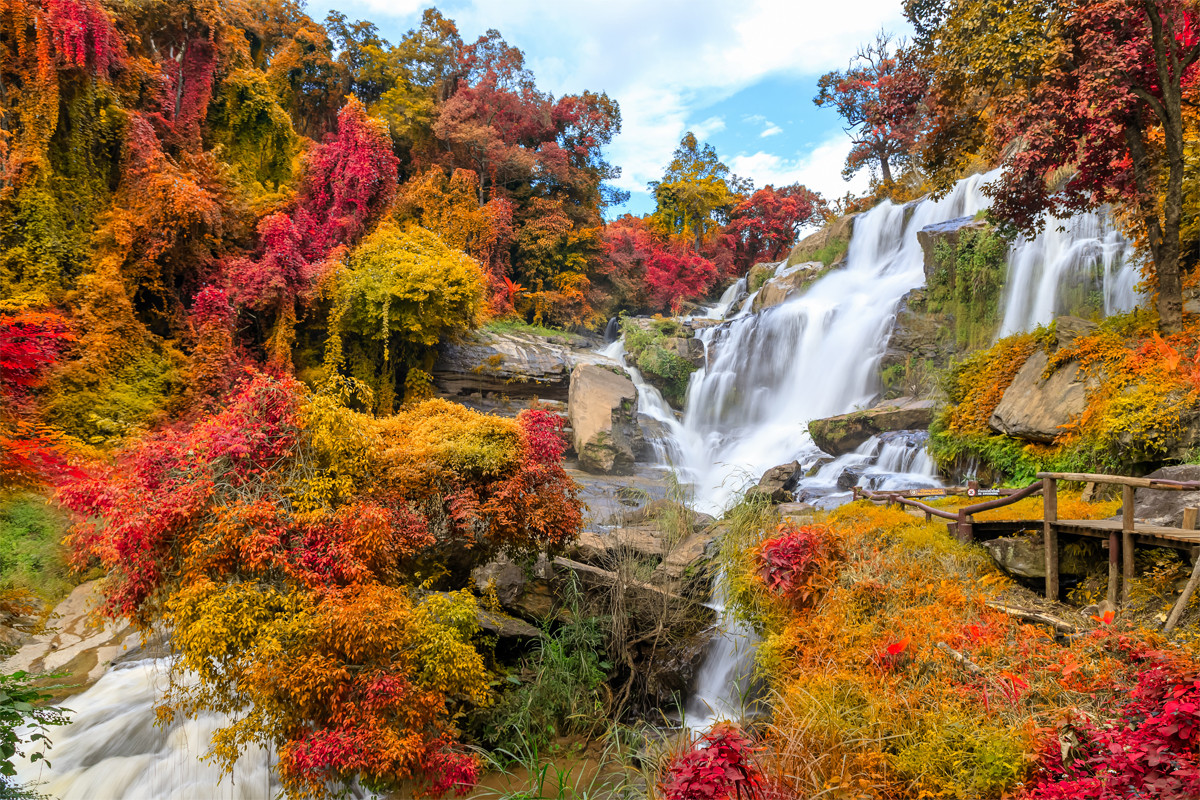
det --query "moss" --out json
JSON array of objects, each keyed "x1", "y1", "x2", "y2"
[
  {"x1": 787, "y1": 235, "x2": 848, "y2": 268},
  {"x1": 483, "y1": 318, "x2": 577, "y2": 341},
  {"x1": 926, "y1": 226, "x2": 1011, "y2": 349},
  {"x1": 620, "y1": 318, "x2": 697, "y2": 408}
]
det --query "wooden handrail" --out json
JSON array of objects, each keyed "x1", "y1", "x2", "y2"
[
  {"x1": 859, "y1": 481, "x2": 1043, "y2": 521},
  {"x1": 1037, "y1": 472, "x2": 1200, "y2": 491}
]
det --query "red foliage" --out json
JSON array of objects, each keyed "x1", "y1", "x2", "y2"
[
  {"x1": 0, "y1": 310, "x2": 73, "y2": 407},
  {"x1": 188, "y1": 286, "x2": 238, "y2": 407},
  {"x1": 815, "y1": 34, "x2": 927, "y2": 185},
  {"x1": 39, "y1": 0, "x2": 123, "y2": 73},
  {"x1": 1029, "y1": 646, "x2": 1200, "y2": 800},
  {"x1": 991, "y1": 1, "x2": 1200, "y2": 231},
  {"x1": 723, "y1": 185, "x2": 824, "y2": 274},
  {"x1": 757, "y1": 524, "x2": 834, "y2": 608},
  {"x1": 598, "y1": 216, "x2": 718, "y2": 314},
  {"x1": 660, "y1": 723, "x2": 766, "y2": 800}
]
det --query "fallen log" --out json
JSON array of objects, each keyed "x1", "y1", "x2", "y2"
[{"x1": 985, "y1": 601, "x2": 1076, "y2": 634}]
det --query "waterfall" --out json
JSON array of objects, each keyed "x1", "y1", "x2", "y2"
[
  {"x1": 998, "y1": 208, "x2": 1139, "y2": 336},
  {"x1": 11, "y1": 659, "x2": 282, "y2": 800},
  {"x1": 674, "y1": 174, "x2": 994, "y2": 515}
]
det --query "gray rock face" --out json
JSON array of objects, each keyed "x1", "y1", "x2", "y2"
[
  {"x1": 989, "y1": 350, "x2": 1087, "y2": 443},
  {"x1": 808, "y1": 397, "x2": 938, "y2": 456},
  {"x1": 568, "y1": 364, "x2": 643, "y2": 474},
  {"x1": 983, "y1": 535, "x2": 1091, "y2": 580},
  {"x1": 752, "y1": 262, "x2": 826, "y2": 312},
  {"x1": 434, "y1": 329, "x2": 576, "y2": 401},
  {"x1": 1134, "y1": 465, "x2": 1200, "y2": 527}
]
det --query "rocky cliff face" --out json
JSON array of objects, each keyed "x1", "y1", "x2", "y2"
[{"x1": 433, "y1": 328, "x2": 581, "y2": 402}]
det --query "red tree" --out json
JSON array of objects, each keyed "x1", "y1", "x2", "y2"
[
  {"x1": 815, "y1": 32, "x2": 928, "y2": 186},
  {"x1": 723, "y1": 184, "x2": 824, "y2": 273},
  {"x1": 598, "y1": 216, "x2": 718, "y2": 314}
]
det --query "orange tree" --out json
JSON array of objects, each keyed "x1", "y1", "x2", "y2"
[{"x1": 60, "y1": 372, "x2": 581, "y2": 797}]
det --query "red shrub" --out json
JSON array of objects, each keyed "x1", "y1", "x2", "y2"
[
  {"x1": 757, "y1": 524, "x2": 835, "y2": 608},
  {"x1": 661, "y1": 723, "x2": 765, "y2": 800}
]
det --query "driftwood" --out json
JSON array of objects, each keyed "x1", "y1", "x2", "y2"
[
  {"x1": 986, "y1": 601, "x2": 1076, "y2": 634},
  {"x1": 935, "y1": 642, "x2": 982, "y2": 675}
]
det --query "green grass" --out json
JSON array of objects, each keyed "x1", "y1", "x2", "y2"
[
  {"x1": 0, "y1": 493, "x2": 74, "y2": 603},
  {"x1": 485, "y1": 318, "x2": 577, "y2": 341}
]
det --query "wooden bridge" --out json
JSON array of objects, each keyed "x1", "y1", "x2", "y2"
[{"x1": 856, "y1": 472, "x2": 1200, "y2": 634}]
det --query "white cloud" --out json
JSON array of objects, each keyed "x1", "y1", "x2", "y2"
[
  {"x1": 760, "y1": 123, "x2": 783, "y2": 138},
  {"x1": 692, "y1": 115, "x2": 727, "y2": 140},
  {"x1": 421, "y1": 0, "x2": 908, "y2": 192},
  {"x1": 728, "y1": 133, "x2": 871, "y2": 201},
  {"x1": 321, "y1": 1, "x2": 906, "y2": 197}
]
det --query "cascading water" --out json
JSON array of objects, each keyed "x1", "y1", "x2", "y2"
[
  {"x1": 998, "y1": 208, "x2": 1139, "y2": 336},
  {"x1": 675, "y1": 174, "x2": 996, "y2": 515},
  {"x1": 11, "y1": 658, "x2": 281, "y2": 800}
]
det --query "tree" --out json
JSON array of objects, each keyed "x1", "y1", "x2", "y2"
[
  {"x1": 598, "y1": 216, "x2": 718, "y2": 314},
  {"x1": 815, "y1": 32, "x2": 929, "y2": 188},
  {"x1": 912, "y1": 0, "x2": 1200, "y2": 333},
  {"x1": 649, "y1": 133, "x2": 746, "y2": 247},
  {"x1": 723, "y1": 184, "x2": 825, "y2": 273},
  {"x1": 61, "y1": 373, "x2": 581, "y2": 797}
]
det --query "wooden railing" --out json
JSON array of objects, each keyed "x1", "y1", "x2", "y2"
[{"x1": 861, "y1": 473, "x2": 1200, "y2": 635}]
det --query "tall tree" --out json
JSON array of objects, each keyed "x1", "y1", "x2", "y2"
[
  {"x1": 649, "y1": 133, "x2": 746, "y2": 247},
  {"x1": 815, "y1": 32, "x2": 929, "y2": 188},
  {"x1": 723, "y1": 184, "x2": 825, "y2": 273},
  {"x1": 913, "y1": 0, "x2": 1200, "y2": 333}
]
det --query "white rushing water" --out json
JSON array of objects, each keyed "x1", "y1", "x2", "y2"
[
  {"x1": 12, "y1": 659, "x2": 280, "y2": 800},
  {"x1": 998, "y1": 208, "x2": 1140, "y2": 335},
  {"x1": 672, "y1": 174, "x2": 995, "y2": 515}
]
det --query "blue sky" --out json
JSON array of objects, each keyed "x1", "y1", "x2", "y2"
[{"x1": 316, "y1": 0, "x2": 911, "y2": 216}]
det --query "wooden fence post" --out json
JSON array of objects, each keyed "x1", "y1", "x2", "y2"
[
  {"x1": 1122, "y1": 484, "x2": 1135, "y2": 606},
  {"x1": 1107, "y1": 530, "x2": 1120, "y2": 607},
  {"x1": 1184, "y1": 506, "x2": 1198, "y2": 531},
  {"x1": 1043, "y1": 477, "x2": 1059, "y2": 601}
]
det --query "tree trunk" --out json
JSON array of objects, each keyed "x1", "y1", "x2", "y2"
[
  {"x1": 1143, "y1": 0, "x2": 1193, "y2": 334},
  {"x1": 879, "y1": 152, "x2": 894, "y2": 186}
]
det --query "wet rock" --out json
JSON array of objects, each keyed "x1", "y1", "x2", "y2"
[
  {"x1": 475, "y1": 607, "x2": 543, "y2": 639},
  {"x1": 983, "y1": 535, "x2": 1090, "y2": 580},
  {"x1": 809, "y1": 397, "x2": 938, "y2": 456},
  {"x1": 433, "y1": 329, "x2": 578, "y2": 401},
  {"x1": 752, "y1": 262, "x2": 826, "y2": 312},
  {"x1": 568, "y1": 364, "x2": 644, "y2": 474},
  {"x1": 571, "y1": 526, "x2": 669, "y2": 563},
  {"x1": 879, "y1": 288, "x2": 955, "y2": 399},
  {"x1": 836, "y1": 465, "x2": 866, "y2": 490},
  {"x1": 1134, "y1": 465, "x2": 1200, "y2": 527},
  {"x1": 988, "y1": 349, "x2": 1087, "y2": 443},
  {"x1": 644, "y1": 629, "x2": 714, "y2": 707},
  {"x1": 749, "y1": 461, "x2": 802, "y2": 503}
]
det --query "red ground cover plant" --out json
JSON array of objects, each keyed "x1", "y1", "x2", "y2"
[{"x1": 660, "y1": 723, "x2": 766, "y2": 800}]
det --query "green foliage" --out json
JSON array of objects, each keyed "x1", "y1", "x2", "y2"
[
  {"x1": 476, "y1": 583, "x2": 610, "y2": 756},
  {"x1": 747, "y1": 263, "x2": 777, "y2": 292},
  {"x1": 620, "y1": 318, "x2": 697, "y2": 408},
  {"x1": 0, "y1": 670, "x2": 70, "y2": 791},
  {"x1": 483, "y1": 319, "x2": 576, "y2": 342},
  {"x1": 46, "y1": 342, "x2": 185, "y2": 444},
  {"x1": 0, "y1": 495, "x2": 73, "y2": 604},
  {"x1": 927, "y1": 226, "x2": 1010, "y2": 349},
  {"x1": 893, "y1": 715, "x2": 1026, "y2": 797},
  {"x1": 790, "y1": 235, "x2": 848, "y2": 268},
  {"x1": 329, "y1": 223, "x2": 487, "y2": 411}
]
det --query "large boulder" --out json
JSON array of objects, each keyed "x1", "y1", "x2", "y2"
[
  {"x1": 787, "y1": 213, "x2": 856, "y2": 266},
  {"x1": 1134, "y1": 465, "x2": 1200, "y2": 527},
  {"x1": 433, "y1": 329, "x2": 577, "y2": 401},
  {"x1": 983, "y1": 534, "x2": 1091, "y2": 580},
  {"x1": 568, "y1": 364, "x2": 644, "y2": 474},
  {"x1": 808, "y1": 397, "x2": 938, "y2": 456},
  {"x1": 747, "y1": 461, "x2": 802, "y2": 503},
  {"x1": 988, "y1": 349, "x2": 1087, "y2": 443},
  {"x1": 752, "y1": 262, "x2": 826, "y2": 312}
]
